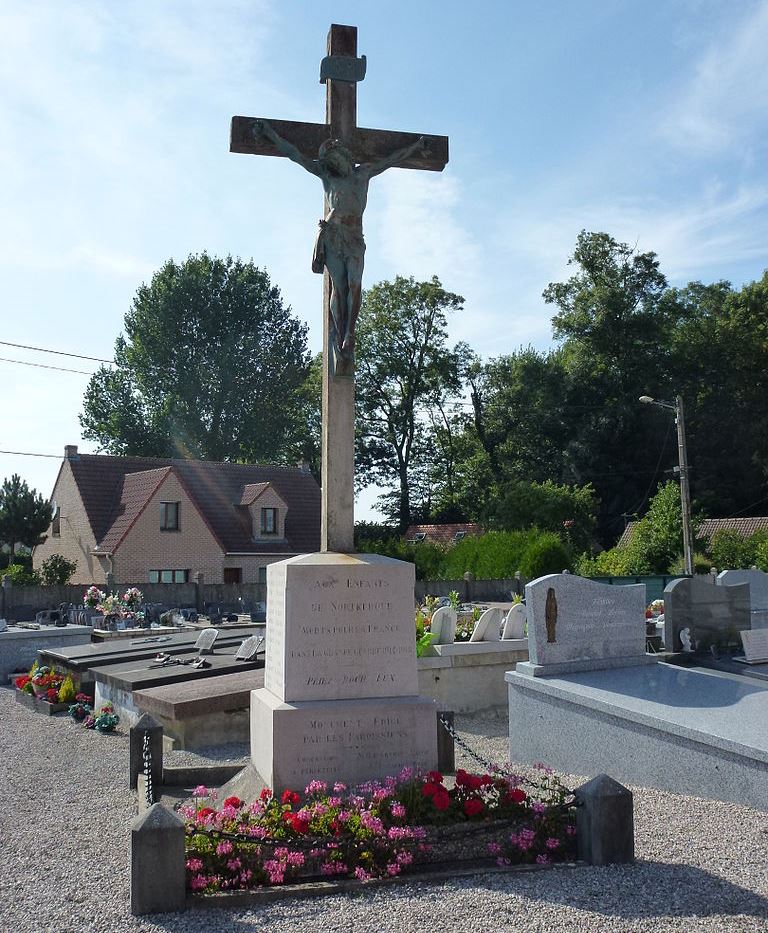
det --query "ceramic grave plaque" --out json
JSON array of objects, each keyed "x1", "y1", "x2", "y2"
[
  {"x1": 664, "y1": 577, "x2": 750, "y2": 654},
  {"x1": 194, "y1": 628, "x2": 219, "y2": 654},
  {"x1": 429, "y1": 606, "x2": 457, "y2": 645},
  {"x1": 235, "y1": 635, "x2": 264, "y2": 661},
  {"x1": 469, "y1": 607, "x2": 502, "y2": 642},
  {"x1": 739, "y1": 629, "x2": 768, "y2": 664},
  {"x1": 519, "y1": 574, "x2": 648, "y2": 676},
  {"x1": 502, "y1": 603, "x2": 526, "y2": 639}
]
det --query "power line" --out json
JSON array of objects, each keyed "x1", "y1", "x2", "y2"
[
  {"x1": 0, "y1": 340, "x2": 113, "y2": 364},
  {"x1": 0, "y1": 356, "x2": 96, "y2": 376},
  {"x1": 0, "y1": 449, "x2": 64, "y2": 459}
]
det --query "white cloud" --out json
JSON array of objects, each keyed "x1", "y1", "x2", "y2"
[{"x1": 662, "y1": 0, "x2": 768, "y2": 153}]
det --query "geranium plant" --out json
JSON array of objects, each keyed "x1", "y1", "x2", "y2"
[{"x1": 182, "y1": 765, "x2": 576, "y2": 893}]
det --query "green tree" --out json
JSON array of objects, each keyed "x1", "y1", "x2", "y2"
[
  {"x1": 40, "y1": 554, "x2": 78, "y2": 585},
  {"x1": 355, "y1": 276, "x2": 465, "y2": 530},
  {"x1": 80, "y1": 253, "x2": 310, "y2": 463},
  {"x1": 0, "y1": 475, "x2": 52, "y2": 557}
]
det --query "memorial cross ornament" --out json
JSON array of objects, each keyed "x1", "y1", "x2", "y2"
[{"x1": 231, "y1": 24, "x2": 448, "y2": 553}]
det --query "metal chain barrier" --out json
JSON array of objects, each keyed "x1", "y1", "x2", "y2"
[
  {"x1": 437, "y1": 712, "x2": 574, "y2": 797},
  {"x1": 142, "y1": 730, "x2": 154, "y2": 808}
]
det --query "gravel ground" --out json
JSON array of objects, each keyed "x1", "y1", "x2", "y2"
[{"x1": 2, "y1": 685, "x2": 767, "y2": 933}]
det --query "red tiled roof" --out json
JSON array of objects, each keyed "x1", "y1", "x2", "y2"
[
  {"x1": 239, "y1": 482, "x2": 271, "y2": 506},
  {"x1": 405, "y1": 523, "x2": 484, "y2": 546},
  {"x1": 618, "y1": 516, "x2": 768, "y2": 548},
  {"x1": 68, "y1": 453, "x2": 320, "y2": 554}
]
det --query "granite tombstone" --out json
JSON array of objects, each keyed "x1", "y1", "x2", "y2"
[
  {"x1": 664, "y1": 576, "x2": 750, "y2": 654},
  {"x1": 717, "y1": 569, "x2": 768, "y2": 629},
  {"x1": 518, "y1": 574, "x2": 648, "y2": 677}
]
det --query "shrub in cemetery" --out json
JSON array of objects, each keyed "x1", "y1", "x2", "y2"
[
  {"x1": 518, "y1": 532, "x2": 572, "y2": 579},
  {"x1": 0, "y1": 561, "x2": 41, "y2": 585},
  {"x1": 39, "y1": 554, "x2": 78, "y2": 585},
  {"x1": 57, "y1": 675, "x2": 76, "y2": 704}
]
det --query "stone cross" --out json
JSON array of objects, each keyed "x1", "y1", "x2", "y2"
[{"x1": 230, "y1": 23, "x2": 448, "y2": 553}]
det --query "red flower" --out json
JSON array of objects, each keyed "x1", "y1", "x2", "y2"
[
  {"x1": 645, "y1": 609, "x2": 653, "y2": 619},
  {"x1": 287, "y1": 813, "x2": 309, "y2": 834},
  {"x1": 427, "y1": 770, "x2": 443, "y2": 784},
  {"x1": 422, "y1": 782, "x2": 439, "y2": 798},
  {"x1": 506, "y1": 788, "x2": 527, "y2": 804},
  {"x1": 281, "y1": 789, "x2": 300, "y2": 806},
  {"x1": 223, "y1": 796, "x2": 242, "y2": 809},
  {"x1": 46, "y1": 688, "x2": 59, "y2": 702},
  {"x1": 260, "y1": 788, "x2": 273, "y2": 801},
  {"x1": 432, "y1": 790, "x2": 451, "y2": 811},
  {"x1": 464, "y1": 798, "x2": 484, "y2": 817},
  {"x1": 196, "y1": 807, "x2": 215, "y2": 821},
  {"x1": 14, "y1": 675, "x2": 30, "y2": 690},
  {"x1": 455, "y1": 769, "x2": 470, "y2": 787}
]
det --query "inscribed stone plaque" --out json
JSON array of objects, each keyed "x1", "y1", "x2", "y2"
[
  {"x1": 740, "y1": 629, "x2": 768, "y2": 663},
  {"x1": 664, "y1": 577, "x2": 750, "y2": 654},
  {"x1": 265, "y1": 552, "x2": 418, "y2": 702},
  {"x1": 469, "y1": 607, "x2": 502, "y2": 642},
  {"x1": 717, "y1": 569, "x2": 768, "y2": 612},
  {"x1": 429, "y1": 606, "x2": 457, "y2": 645},
  {"x1": 523, "y1": 574, "x2": 646, "y2": 674}
]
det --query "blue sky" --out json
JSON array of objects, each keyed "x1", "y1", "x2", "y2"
[{"x1": 2, "y1": 0, "x2": 767, "y2": 520}]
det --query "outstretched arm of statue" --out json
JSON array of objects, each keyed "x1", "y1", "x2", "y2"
[
  {"x1": 365, "y1": 136, "x2": 430, "y2": 178},
  {"x1": 254, "y1": 119, "x2": 321, "y2": 176}
]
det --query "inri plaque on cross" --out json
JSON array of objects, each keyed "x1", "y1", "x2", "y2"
[{"x1": 231, "y1": 23, "x2": 448, "y2": 553}]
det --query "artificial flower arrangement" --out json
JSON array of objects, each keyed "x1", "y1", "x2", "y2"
[
  {"x1": 69, "y1": 693, "x2": 92, "y2": 722},
  {"x1": 84, "y1": 702, "x2": 119, "y2": 733},
  {"x1": 83, "y1": 586, "x2": 144, "y2": 628},
  {"x1": 645, "y1": 599, "x2": 665, "y2": 619},
  {"x1": 15, "y1": 666, "x2": 76, "y2": 706},
  {"x1": 182, "y1": 764, "x2": 575, "y2": 893}
]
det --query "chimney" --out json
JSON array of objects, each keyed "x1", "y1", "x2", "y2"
[{"x1": 64, "y1": 445, "x2": 79, "y2": 460}]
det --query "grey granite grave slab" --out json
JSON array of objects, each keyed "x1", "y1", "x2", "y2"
[
  {"x1": 0, "y1": 625, "x2": 92, "y2": 679},
  {"x1": 506, "y1": 660, "x2": 768, "y2": 810},
  {"x1": 718, "y1": 569, "x2": 768, "y2": 629},
  {"x1": 664, "y1": 576, "x2": 750, "y2": 654},
  {"x1": 520, "y1": 574, "x2": 648, "y2": 676},
  {"x1": 92, "y1": 647, "x2": 263, "y2": 693},
  {"x1": 740, "y1": 628, "x2": 768, "y2": 663}
]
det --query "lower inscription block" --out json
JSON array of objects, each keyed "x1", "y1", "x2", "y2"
[{"x1": 250, "y1": 689, "x2": 438, "y2": 793}]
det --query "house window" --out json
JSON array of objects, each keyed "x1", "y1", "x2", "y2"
[
  {"x1": 51, "y1": 514, "x2": 61, "y2": 537},
  {"x1": 149, "y1": 569, "x2": 189, "y2": 583},
  {"x1": 160, "y1": 501, "x2": 180, "y2": 531},
  {"x1": 258, "y1": 566, "x2": 267, "y2": 585},
  {"x1": 260, "y1": 507, "x2": 278, "y2": 535}
]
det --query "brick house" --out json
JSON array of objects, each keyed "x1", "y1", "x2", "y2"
[
  {"x1": 404, "y1": 523, "x2": 484, "y2": 545},
  {"x1": 33, "y1": 446, "x2": 320, "y2": 585}
]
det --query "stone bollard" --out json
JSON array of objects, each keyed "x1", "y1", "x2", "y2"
[
  {"x1": 194, "y1": 571, "x2": 204, "y2": 614},
  {"x1": 575, "y1": 774, "x2": 634, "y2": 865},
  {"x1": 462, "y1": 571, "x2": 474, "y2": 604},
  {"x1": 130, "y1": 713, "x2": 164, "y2": 792},
  {"x1": 131, "y1": 803, "x2": 186, "y2": 915},
  {"x1": 436, "y1": 710, "x2": 455, "y2": 773}
]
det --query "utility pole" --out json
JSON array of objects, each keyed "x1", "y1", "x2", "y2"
[{"x1": 675, "y1": 395, "x2": 694, "y2": 576}]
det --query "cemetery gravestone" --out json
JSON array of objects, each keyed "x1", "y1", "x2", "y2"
[
  {"x1": 194, "y1": 629, "x2": 218, "y2": 655},
  {"x1": 430, "y1": 606, "x2": 457, "y2": 645},
  {"x1": 664, "y1": 577, "x2": 750, "y2": 654},
  {"x1": 502, "y1": 603, "x2": 526, "y2": 640},
  {"x1": 518, "y1": 574, "x2": 648, "y2": 677},
  {"x1": 234, "y1": 635, "x2": 264, "y2": 662},
  {"x1": 469, "y1": 607, "x2": 502, "y2": 642},
  {"x1": 717, "y1": 569, "x2": 768, "y2": 629},
  {"x1": 739, "y1": 629, "x2": 768, "y2": 664}
]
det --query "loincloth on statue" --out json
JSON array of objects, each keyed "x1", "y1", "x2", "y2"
[{"x1": 312, "y1": 219, "x2": 366, "y2": 274}]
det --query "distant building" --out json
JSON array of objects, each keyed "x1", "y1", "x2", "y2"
[
  {"x1": 404, "y1": 523, "x2": 484, "y2": 546},
  {"x1": 618, "y1": 516, "x2": 768, "y2": 549},
  {"x1": 33, "y1": 445, "x2": 320, "y2": 585}
]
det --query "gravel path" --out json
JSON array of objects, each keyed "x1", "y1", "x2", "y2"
[{"x1": 2, "y1": 685, "x2": 767, "y2": 933}]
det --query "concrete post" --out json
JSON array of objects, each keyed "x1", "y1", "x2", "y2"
[
  {"x1": 575, "y1": 773, "x2": 634, "y2": 865},
  {"x1": 105, "y1": 571, "x2": 115, "y2": 589},
  {"x1": 436, "y1": 710, "x2": 455, "y2": 773},
  {"x1": 130, "y1": 803, "x2": 186, "y2": 915},
  {"x1": 462, "y1": 571, "x2": 474, "y2": 604},
  {"x1": 194, "y1": 571, "x2": 204, "y2": 613},
  {"x1": 0, "y1": 574, "x2": 8, "y2": 620},
  {"x1": 130, "y1": 713, "x2": 163, "y2": 791}
]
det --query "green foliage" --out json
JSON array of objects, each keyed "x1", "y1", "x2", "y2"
[
  {"x1": 39, "y1": 554, "x2": 78, "y2": 585},
  {"x1": 0, "y1": 475, "x2": 52, "y2": 556},
  {"x1": 756, "y1": 538, "x2": 768, "y2": 573},
  {"x1": 485, "y1": 479, "x2": 597, "y2": 553},
  {"x1": 80, "y1": 253, "x2": 310, "y2": 463},
  {"x1": 355, "y1": 275, "x2": 466, "y2": 529},
  {"x1": 518, "y1": 533, "x2": 573, "y2": 579},
  {"x1": 708, "y1": 530, "x2": 768, "y2": 571},
  {"x1": 1, "y1": 562, "x2": 41, "y2": 585}
]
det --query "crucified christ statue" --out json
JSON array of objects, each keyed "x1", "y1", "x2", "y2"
[{"x1": 254, "y1": 119, "x2": 429, "y2": 373}]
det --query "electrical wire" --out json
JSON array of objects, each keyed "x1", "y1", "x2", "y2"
[
  {"x1": 0, "y1": 450, "x2": 64, "y2": 459},
  {"x1": 0, "y1": 356, "x2": 96, "y2": 376},
  {"x1": 0, "y1": 340, "x2": 113, "y2": 364}
]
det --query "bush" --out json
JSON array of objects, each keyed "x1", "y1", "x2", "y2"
[
  {"x1": 0, "y1": 562, "x2": 40, "y2": 585},
  {"x1": 40, "y1": 554, "x2": 78, "y2": 585},
  {"x1": 518, "y1": 532, "x2": 572, "y2": 579},
  {"x1": 58, "y1": 674, "x2": 76, "y2": 704}
]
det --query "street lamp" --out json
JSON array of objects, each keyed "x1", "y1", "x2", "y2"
[{"x1": 639, "y1": 394, "x2": 694, "y2": 576}]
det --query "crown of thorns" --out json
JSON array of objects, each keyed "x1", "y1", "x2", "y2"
[{"x1": 318, "y1": 139, "x2": 351, "y2": 159}]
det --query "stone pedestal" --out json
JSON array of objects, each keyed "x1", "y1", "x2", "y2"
[{"x1": 251, "y1": 552, "x2": 438, "y2": 791}]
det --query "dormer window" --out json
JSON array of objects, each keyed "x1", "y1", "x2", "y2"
[
  {"x1": 160, "y1": 501, "x2": 180, "y2": 531},
  {"x1": 261, "y1": 507, "x2": 278, "y2": 535}
]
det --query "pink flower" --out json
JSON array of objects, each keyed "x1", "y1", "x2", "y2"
[
  {"x1": 536, "y1": 854, "x2": 550, "y2": 865},
  {"x1": 487, "y1": 842, "x2": 502, "y2": 856},
  {"x1": 186, "y1": 858, "x2": 204, "y2": 872},
  {"x1": 216, "y1": 840, "x2": 233, "y2": 856},
  {"x1": 193, "y1": 784, "x2": 209, "y2": 798},
  {"x1": 386, "y1": 863, "x2": 400, "y2": 876},
  {"x1": 391, "y1": 802, "x2": 406, "y2": 819},
  {"x1": 532, "y1": 802, "x2": 546, "y2": 815},
  {"x1": 545, "y1": 837, "x2": 560, "y2": 850},
  {"x1": 565, "y1": 824, "x2": 577, "y2": 836},
  {"x1": 333, "y1": 782, "x2": 347, "y2": 793},
  {"x1": 226, "y1": 858, "x2": 242, "y2": 871},
  {"x1": 354, "y1": 866, "x2": 372, "y2": 881},
  {"x1": 305, "y1": 779, "x2": 328, "y2": 795},
  {"x1": 190, "y1": 874, "x2": 208, "y2": 891},
  {"x1": 496, "y1": 856, "x2": 511, "y2": 867}
]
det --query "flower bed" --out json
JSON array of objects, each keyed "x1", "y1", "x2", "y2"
[
  {"x1": 182, "y1": 765, "x2": 576, "y2": 893},
  {"x1": 14, "y1": 666, "x2": 79, "y2": 715}
]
